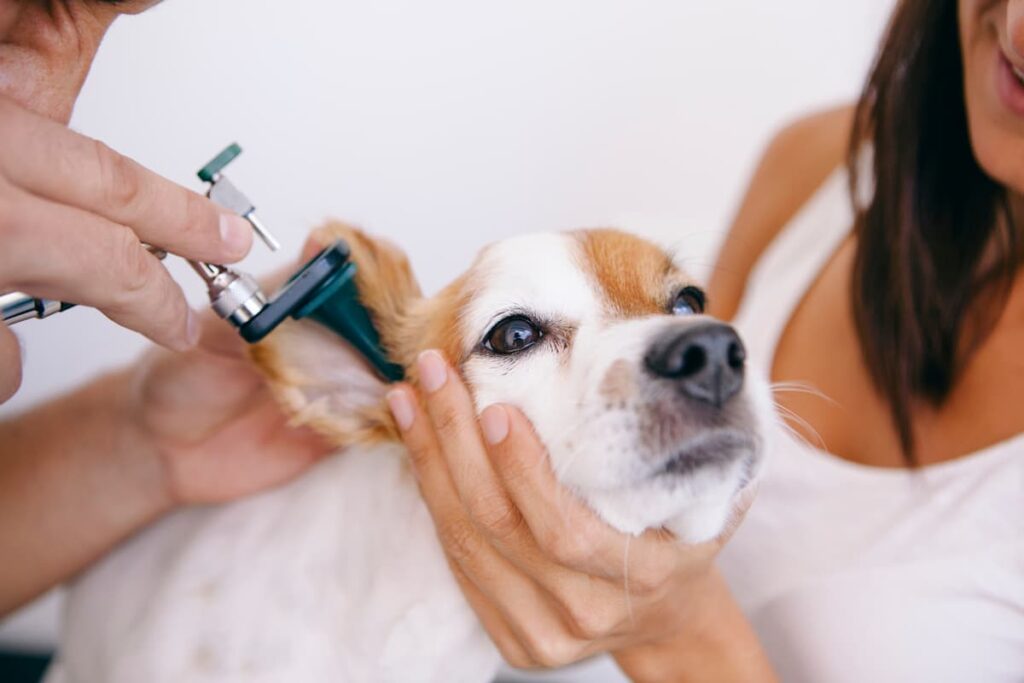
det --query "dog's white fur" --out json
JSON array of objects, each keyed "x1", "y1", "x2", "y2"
[{"x1": 47, "y1": 229, "x2": 772, "y2": 683}]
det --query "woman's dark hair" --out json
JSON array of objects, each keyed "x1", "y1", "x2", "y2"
[{"x1": 849, "y1": 0, "x2": 1018, "y2": 463}]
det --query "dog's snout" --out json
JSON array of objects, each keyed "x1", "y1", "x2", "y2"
[{"x1": 644, "y1": 322, "x2": 746, "y2": 407}]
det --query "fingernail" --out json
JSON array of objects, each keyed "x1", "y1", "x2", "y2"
[
  {"x1": 480, "y1": 404, "x2": 509, "y2": 445},
  {"x1": 219, "y1": 214, "x2": 253, "y2": 259},
  {"x1": 417, "y1": 350, "x2": 448, "y2": 393},
  {"x1": 184, "y1": 308, "x2": 200, "y2": 347},
  {"x1": 386, "y1": 388, "x2": 415, "y2": 431}
]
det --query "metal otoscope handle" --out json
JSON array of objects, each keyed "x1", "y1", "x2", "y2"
[{"x1": 0, "y1": 293, "x2": 73, "y2": 325}]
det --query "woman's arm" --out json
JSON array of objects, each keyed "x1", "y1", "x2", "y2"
[
  {"x1": 0, "y1": 314, "x2": 331, "y2": 616},
  {"x1": 709, "y1": 104, "x2": 854, "y2": 319},
  {"x1": 614, "y1": 570, "x2": 776, "y2": 683},
  {"x1": 0, "y1": 369, "x2": 171, "y2": 615}
]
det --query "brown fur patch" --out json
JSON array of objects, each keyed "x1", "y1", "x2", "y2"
[
  {"x1": 392, "y1": 275, "x2": 471, "y2": 368},
  {"x1": 251, "y1": 221, "x2": 425, "y2": 447},
  {"x1": 250, "y1": 221, "x2": 475, "y2": 447},
  {"x1": 308, "y1": 221, "x2": 424, "y2": 363},
  {"x1": 575, "y1": 229, "x2": 676, "y2": 317}
]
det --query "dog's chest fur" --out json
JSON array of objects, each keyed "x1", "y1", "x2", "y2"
[{"x1": 51, "y1": 444, "x2": 499, "y2": 683}]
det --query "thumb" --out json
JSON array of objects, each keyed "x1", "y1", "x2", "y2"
[{"x1": 0, "y1": 325, "x2": 23, "y2": 403}]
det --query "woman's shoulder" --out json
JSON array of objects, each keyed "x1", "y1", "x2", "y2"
[{"x1": 709, "y1": 104, "x2": 855, "y2": 320}]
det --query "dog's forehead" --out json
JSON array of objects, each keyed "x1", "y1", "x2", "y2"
[
  {"x1": 461, "y1": 233, "x2": 597, "y2": 336},
  {"x1": 458, "y1": 230, "x2": 681, "y2": 346}
]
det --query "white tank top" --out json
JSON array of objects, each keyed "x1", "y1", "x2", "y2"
[{"x1": 720, "y1": 166, "x2": 1024, "y2": 683}]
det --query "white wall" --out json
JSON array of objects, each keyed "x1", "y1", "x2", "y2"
[{"x1": 0, "y1": 0, "x2": 894, "y2": 660}]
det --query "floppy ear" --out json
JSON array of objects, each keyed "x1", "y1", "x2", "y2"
[{"x1": 250, "y1": 221, "x2": 422, "y2": 446}]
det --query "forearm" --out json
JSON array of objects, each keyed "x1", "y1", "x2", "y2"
[
  {"x1": 0, "y1": 369, "x2": 172, "y2": 615},
  {"x1": 614, "y1": 569, "x2": 777, "y2": 683}
]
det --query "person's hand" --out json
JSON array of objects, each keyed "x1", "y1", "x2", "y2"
[
  {"x1": 0, "y1": 94, "x2": 255, "y2": 403},
  {"x1": 125, "y1": 308, "x2": 333, "y2": 507},
  {"x1": 385, "y1": 350, "x2": 758, "y2": 676}
]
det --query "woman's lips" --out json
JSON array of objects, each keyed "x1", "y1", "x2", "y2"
[{"x1": 995, "y1": 49, "x2": 1024, "y2": 117}]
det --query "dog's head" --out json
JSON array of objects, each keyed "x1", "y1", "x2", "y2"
[{"x1": 254, "y1": 222, "x2": 772, "y2": 543}]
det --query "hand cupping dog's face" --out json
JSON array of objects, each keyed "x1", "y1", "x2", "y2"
[{"x1": 254, "y1": 223, "x2": 771, "y2": 543}]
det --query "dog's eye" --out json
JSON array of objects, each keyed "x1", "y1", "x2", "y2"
[
  {"x1": 671, "y1": 286, "x2": 706, "y2": 316},
  {"x1": 484, "y1": 316, "x2": 542, "y2": 354}
]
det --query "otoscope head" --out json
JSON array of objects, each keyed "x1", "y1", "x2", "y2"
[{"x1": 239, "y1": 241, "x2": 405, "y2": 382}]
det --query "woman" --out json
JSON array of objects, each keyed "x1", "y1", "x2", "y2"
[{"x1": 386, "y1": 0, "x2": 1024, "y2": 679}]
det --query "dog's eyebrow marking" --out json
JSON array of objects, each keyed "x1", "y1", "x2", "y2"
[{"x1": 574, "y1": 228, "x2": 677, "y2": 317}]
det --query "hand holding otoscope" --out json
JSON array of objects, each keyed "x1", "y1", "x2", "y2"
[{"x1": 1, "y1": 142, "x2": 402, "y2": 387}]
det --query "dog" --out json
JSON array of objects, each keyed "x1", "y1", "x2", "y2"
[{"x1": 47, "y1": 223, "x2": 773, "y2": 682}]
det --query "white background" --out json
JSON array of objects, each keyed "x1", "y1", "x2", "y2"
[{"x1": 0, "y1": 0, "x2": 894, "y2": 674}]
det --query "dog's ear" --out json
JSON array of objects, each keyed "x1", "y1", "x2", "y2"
[{"x1": 250, "y1": 221, "x2": 422, "y2": 446}]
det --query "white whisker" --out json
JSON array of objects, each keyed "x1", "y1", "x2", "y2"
[
  {"x1": 623, "y1": 535, "x2": 635, "y2": 627},
  {"x1": 770, "y1": 381, "x2": 837, "y2": 407},
  {"x1": 773, "y1": 402, "x2": 827, "y2": 451}
]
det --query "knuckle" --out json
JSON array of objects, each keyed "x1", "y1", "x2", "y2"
[
  {"x1": 523, "y1": 631, "x2": 582, "y2": 669},
  {"x1": 404, "y1": 437, "x2": 433, "y2": 471},
  {"x1": 110, "y1": 226, "x2": 152, "y2": 303},
  {"x1": 178, "y1": 189, "x2": 215, "y2": 243},
  {"x1": 631, "y1": 559, "x2": 675, "y2": 596},
  {"x1": 474, "y1": 493, "x2": 524, "y2": 542},
  {"x1": 499, "y1": 646, "x2": 534, "y2": 670},
  {"x1": 566, "y1": 601, "x2": 618, "y2": 641},
  {"x1": 436, "y1": 518, "x2": 479, "y2": 565},
  {"x1": 546, "y1": 529, "x2": 590, "y2": 568},
  {"x1": 432, "y1": 402, "x2": 468, "y2": 437},
  {"x1": 93, "y1": 140, "x2": 143, "y2": 211},
  {"x1": 493, "y1": 443, "x2": 541, "y2": 488}
]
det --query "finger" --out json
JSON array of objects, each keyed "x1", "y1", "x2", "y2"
[
  {"x1": 445, "y1": 560, "x2": 536, "y2": 669},
  {"x1": 385, "y1": 382, "x2": 504, "y2": 574},
  {"x1": 0, "y1": 190, "x2": 196, "y2": 350},
  {"x1": 0, "y1": 96, "x2": 252, "y2": 264},
  {"x1": 412, "y1": 350, "x2": 531, "y2": 547},
  {"x1": 387, "y1": 384, "x2": 588, "y2": 668},
  {"x1": 0, "y1": 325, "x2": 22, "y2": 403},
  {"x1": 485, "y1": 405, "x2": 686, "y2": 584}
]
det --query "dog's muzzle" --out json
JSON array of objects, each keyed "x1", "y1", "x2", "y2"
[{"x1": 644, "y1": 322, "x2": 746, "y2": 408}]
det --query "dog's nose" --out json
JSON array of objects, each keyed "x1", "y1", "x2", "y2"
[{"x1": 644, "y1": 322, "x2": 746, "y2": 407}]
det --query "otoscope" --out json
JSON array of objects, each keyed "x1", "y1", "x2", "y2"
[{"x1": 0, "y1": 144, "x2": 404, "y2": 382}]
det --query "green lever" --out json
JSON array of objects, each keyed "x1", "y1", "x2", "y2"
[
  {"x1": 198, "y1": 143, "x2": 242, "y2": 183},
  {"x1": 290, "y1": 256, "x2": 405, "y2": 382}
]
